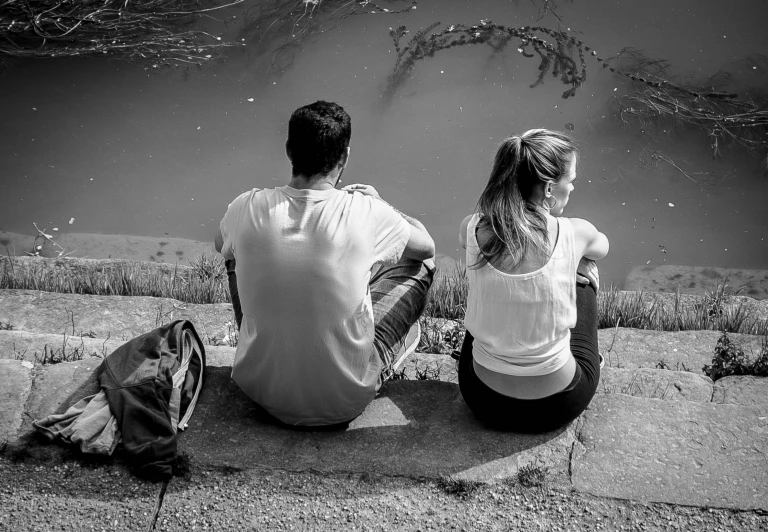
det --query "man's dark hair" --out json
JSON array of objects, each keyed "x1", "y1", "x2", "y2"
[{"x1": 286, "y1": 101, "x2": 352, "y2": 178}]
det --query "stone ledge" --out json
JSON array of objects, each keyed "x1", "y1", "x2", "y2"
[
  {"x1": 713, "y1": 376, "x2": 768, "y2": 406},
  {"x1": 573, "y1": 394, "x2": 768, "y2": 511},
  {"x1": 0, "y1": 289, "x2": 235, "y2": 343},
  {"x1": 598, "y1": 328, "x2": 763, "y2": 373}
]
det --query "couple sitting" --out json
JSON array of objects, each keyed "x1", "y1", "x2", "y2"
[{"x1": 215, "y1": 101, "x2": 609, "y2": 433}]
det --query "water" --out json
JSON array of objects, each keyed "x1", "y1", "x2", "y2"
[{"x1": 1, "y1": 0, "x2": 767, "y2": 287}]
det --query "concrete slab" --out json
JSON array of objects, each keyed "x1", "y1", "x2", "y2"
[
  {"x1": 177, "y1": 368, "x2": 575, "y2": 485},
  {"x1": 625, "y1": 264, "x2": 768, "y2": 300},
  {"x1": 597, "y1": 367, "x2": 713, "y2": 402},
  {"x1": 0, "y1": 289, "x2": 234, "y2": 343},
  {"x1": 597, "y1": 328, "x2": 763, "y2": 374},
  {"x1": 713, "y1": 376, "x2": 768, "y2": 406},
  {"x1": 572, "y1": 394, "x2": 768, "y2": 511},
  {"x1": 0, "y1": 458, "x2": 160, "y2": 531},
  {"x1": 0, "y1": 360, "x2": 33, "y2": 446}
]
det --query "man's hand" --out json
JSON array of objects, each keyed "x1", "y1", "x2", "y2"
[
  {"x1": 577, "y1": 257, "x2": 600, "y2": 290},
  {"x1": 341, "y1": 183, "x2": 381, "y2": 200}
]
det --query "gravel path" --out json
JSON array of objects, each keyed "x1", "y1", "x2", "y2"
[{"x1": 155, "y1": 466, "x2": 768, "y2": 532}]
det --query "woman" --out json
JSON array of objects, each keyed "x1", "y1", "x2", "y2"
[{"x1": 458, "y1": 129, "x2": 609, "y2": 433}]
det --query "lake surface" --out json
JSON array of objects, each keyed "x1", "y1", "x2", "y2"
[{"x1": 1, "y1": 0, "x2": 767, "y2": 287}]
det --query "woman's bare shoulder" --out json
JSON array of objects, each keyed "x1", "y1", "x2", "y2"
[
  {"x1": 458, "y1": 214, "x2": 476, "y2": 249},
  {"x1": 567, "y1": 217, "x2": 598, "y2": 234}
]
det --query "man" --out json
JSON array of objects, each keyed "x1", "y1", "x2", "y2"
[{"x1": 215, "y1": 101, "x2": 435, "y2": 426}]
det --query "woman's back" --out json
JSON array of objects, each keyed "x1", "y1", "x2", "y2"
[{"x1": 465, "y1": 213, "x2": 578, "y2": 377}]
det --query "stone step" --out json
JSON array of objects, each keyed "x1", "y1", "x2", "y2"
[
  {"x1": 0, "y1": 359, "x2": 33, "y2": 448},
  {"x1": 0, "y1": 330, "x2": 236, "y2": 367},
  {"x1": 397, "y1": 353, "x2": 720, "y2": 403},
  {"x1": 598, "y1": 327, "x2": 764, "y2": 374},
  {"x1": 6, "y1": 357, "x2": 766, "y2": 508},
  {"x1": 3, "y1": 289, "x2": 765, "y2": 375},
  {"x1": 713, "y1": 376, "x2": 768, "y2": 406},
  {"x1": 572, "y1": 394, "x2": 768, "y2": 511},
  {"x1": 5, "y1": 329, "x2": 752, "y2": 408},
  {"x1": 0, "y1": 289, "x2": 236, "y2": 345}
]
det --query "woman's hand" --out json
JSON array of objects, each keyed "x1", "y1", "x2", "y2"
[
  {"x1": 577, "y1": 257, "x2": 600, "y2": 290},
  {"x1": 341, "y1": 183, "x2": 381, "y2": 200}
]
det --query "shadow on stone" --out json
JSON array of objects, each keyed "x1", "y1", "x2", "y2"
[{"x1": 177, "y1": 367, "x2": 574, "y2": 483}]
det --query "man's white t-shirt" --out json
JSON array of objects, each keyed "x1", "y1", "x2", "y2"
[{"x1": 219, "y1": 186, "x2": 410, "y2": 425}]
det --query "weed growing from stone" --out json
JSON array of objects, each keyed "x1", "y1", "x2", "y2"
[
  {"x1": 703, "y1": 332, "x2": 768, "y2": 381},
  {"x1": 516, "y1": 463, "x2": 548, "y2": 488},
  {"x1": 414, "y1": 362, "x2": 442, "y2": 380},
  {"x1": 436, "y1": 475, "x2": 484, "y2": 499},
  {"x1": 35, "y1": 336, "x2": 88, "y2": 364},
  {"x1": 173, "y1": 452, "x2": 193, "y2": 480},
  {"x1": 0, "y1": 321, "x2": 13, "y2": 330},
  {"x1": 601, "y1": 373, "x2": 672, "y2": 400},
  {"x1": 388, "y1": 366, "x2": 408, "y2": 381},
  {"x1": 418, "y1": 317, "x2": 464, "y2": 354},
  {"x1": 12, "y1": 342, "x2": 28, "y2": 361}
]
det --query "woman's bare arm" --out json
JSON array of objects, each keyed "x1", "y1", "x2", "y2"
[{"x1": 570, "y1": 217, "x2": 609, "y2": 260}]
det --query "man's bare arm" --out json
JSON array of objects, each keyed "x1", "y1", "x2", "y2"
[{"x1": 214, "y1": 227, "x2": 224, "y2": 254}]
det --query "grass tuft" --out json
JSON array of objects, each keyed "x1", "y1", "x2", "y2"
[
  {"x1": 172, "y1": 451, "x2": 193, "y2": 480},
  {"x1": 2, "y1": 256, "x2": 767, "y2": 336},
  {"x1": 436, "y1": 475, "x2": 484, "y2": 499},
  {"x1": 516, "y1": 463, "x2": 548, "y2": 488}
]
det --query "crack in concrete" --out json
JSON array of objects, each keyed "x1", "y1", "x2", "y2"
[{"x1": 147, "y1": 479, "x2": 170, "y2": 532}]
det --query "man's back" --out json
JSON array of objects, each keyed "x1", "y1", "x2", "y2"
[{"x1": 219, "y1": 185, "x2": 409, "y2": 425}]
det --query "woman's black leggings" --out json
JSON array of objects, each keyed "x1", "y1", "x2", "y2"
[{"x1": 458, "y1": 282, "x2": 600, "y2": 433}]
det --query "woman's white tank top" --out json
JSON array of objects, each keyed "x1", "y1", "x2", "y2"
[{"x1": 465, "y1": 213, "x2": 578, "y2": 376}]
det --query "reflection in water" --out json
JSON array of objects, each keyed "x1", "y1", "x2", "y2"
[{"x1": 0, "y1": 0, "x2": 766, "y2": 288}]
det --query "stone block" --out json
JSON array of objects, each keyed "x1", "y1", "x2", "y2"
[
  {"x1": 597, "y1": 328, "x2": 762, "y2": 374},
  {"x1": 0, "y1": 289, "x2": 233, "y2": 343},
  {"x1": 0, "y1": 359, "x2": 33, "y2": 445},
  {"x1": 712, "y1": 376, "x2": 768, "y2": 406},
  {"x1": 573, "y1": 394, "x2": 768, "y2": 511}
]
